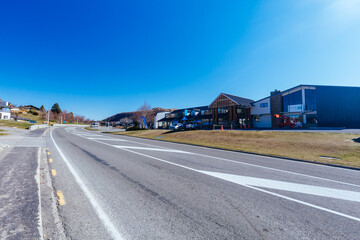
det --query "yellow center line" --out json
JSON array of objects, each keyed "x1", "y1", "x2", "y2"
[
  {"x1": 47, "y1": 152, "x2": 50, "y2": 155},
  {"x1": 49, "y1": 158, "x2": 53, "y2": 163},
  {"x1": 51, "y1": 169, "x2": 57, "y2": 176},
  {"x1": 56, "y1": 190, "x2": 66, "y2": 206}
]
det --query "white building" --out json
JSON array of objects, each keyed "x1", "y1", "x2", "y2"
[
  {"x1": 0, "y1": 111, "x2": 11, "y2": 120},
  {"x1": 154, "y1": 112, "x2": 170, "y2": 129},
  {"x1": 251, "y1": 97, "x2": 272, "y2": 128},
  {"x1": 0, "y1": 101, "x2": 11, "y2": 120}
]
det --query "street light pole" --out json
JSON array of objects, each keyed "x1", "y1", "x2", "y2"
[{"x1": 47, "y1": 111, "x2": 50, "y2": 126}]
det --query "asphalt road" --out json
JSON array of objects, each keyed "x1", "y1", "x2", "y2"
[{"x1": 45, "y1": 127, "x2": 360, "y2": 240}]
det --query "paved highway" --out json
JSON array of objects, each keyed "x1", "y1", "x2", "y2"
[{"x1": 45, "y1": 127, "x2": 360, "y2": 239}]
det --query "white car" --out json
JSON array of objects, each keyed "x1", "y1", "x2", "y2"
[{"x1": 90, "y1": 122, "x2": 99, "y2": 128}]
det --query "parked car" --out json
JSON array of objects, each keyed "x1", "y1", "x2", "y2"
[
  {"x1": 169, "y1": 123, "x2": 182, "y2": 130},
  {"x1": 28, "y1": 120, "x2": 37, "y2": 124},
  {"x1": 90, "y1": 122, "x2": 99, "y2": 128}
]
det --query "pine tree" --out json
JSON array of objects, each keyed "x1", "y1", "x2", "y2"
[{"x1": 51, "y1": 103, "x2": 61, "y2": 114}]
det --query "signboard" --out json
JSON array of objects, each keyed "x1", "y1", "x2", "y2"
[
  {"x1": 288, "y1": 104, "x2": 303, "y2": 113},
  {"x1": 142, "y1": 116, "x2": 148, "y2": 129}
]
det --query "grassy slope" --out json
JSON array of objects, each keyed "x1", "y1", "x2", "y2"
[
  {"x1": 0, "y1": 120, "x2": 32, "y2": 129},
  {"x1": 107, "y1": 130, "x2": 360, "y2": 168},
  {"x1": 17, "y1": 112, "x2": 45, "y2": 124}
]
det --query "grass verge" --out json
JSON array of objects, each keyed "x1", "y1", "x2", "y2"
[
  {"x1": 84, "y1": 127, "x2": 99, "y2": 131},
  {"x1": 0, "y1": 129, "x2": 8, "y2": 136},
  {"x1": 107, "y1": 130, "x2": 360, "y2": 168},
  {"x1": 0, "y1": 120, "x2": 32, "y2": 129}
]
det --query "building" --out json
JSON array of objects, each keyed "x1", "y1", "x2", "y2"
[
  {"x1": 158, "y1": 93, "x2": 254, "y2": 129},
  {"x1": 251, "y1": 85, "x2": 360, "y2": 128},
  {"x1": 209, "y1": 93, "x2": 253, "y2": 128},
  {"x1": 0, "y1": 111, "x2": 10, "y2": 120},
  {"x1": 154, "y1": 112, "x2": 170, "y2": 129},
  {"x1": 250, "y1": 96, "x2": 272, "y2": 128},
  {"x1": 0, "y1": 100, "x2": 11, "y2": 120},
  {"x1": 158, "y1": 106, "x2": 212, "y2": 129}
]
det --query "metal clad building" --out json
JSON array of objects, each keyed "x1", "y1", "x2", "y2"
[{"x1": 316, "y1": 86, "x2": 360, "y2": 128}]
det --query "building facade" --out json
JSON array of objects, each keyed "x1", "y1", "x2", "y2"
[
  {"x1": 209, "y1": 93, "x2": 253, "y2": 128},
  {"x1": 157, "y1": 85, "x2": 360, "y2": 130},
  {"x1": 251, "y1": 85, "x2": 360, "y2": 128},
  {"x1": 251, "y1": 97, "x2": 272, "y2": 128}
]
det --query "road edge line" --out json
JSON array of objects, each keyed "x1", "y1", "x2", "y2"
[
  {"x1": 36, "y1": 147, "x2": 44, "y2": 240},
  {"x1": 50, "y1": 128, "x2": 125, "y2": 240}
]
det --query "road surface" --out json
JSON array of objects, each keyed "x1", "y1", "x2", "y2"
[{"x1": 45, "y1": 127, "x2": 360, "y2": 239}]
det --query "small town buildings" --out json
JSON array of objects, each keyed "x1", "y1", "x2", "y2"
[{"x1": 157, "y1": 84, "x2": 360, "y2": 129}]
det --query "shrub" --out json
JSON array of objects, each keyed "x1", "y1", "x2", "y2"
[
  {"x1": 29, "y1": 110, "x2": 39, "y2": 115},
  {"x1": 126, "y1": 126, "x2": 147, "y2": 131}
]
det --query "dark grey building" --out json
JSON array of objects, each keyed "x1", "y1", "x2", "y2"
[{"x1": 269, "y1": 85, "x2": 360, "y2": 128}]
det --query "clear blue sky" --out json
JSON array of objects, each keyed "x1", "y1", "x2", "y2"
[{"x1": 1, "y1": 0, "x2": 360, "y2": 120}]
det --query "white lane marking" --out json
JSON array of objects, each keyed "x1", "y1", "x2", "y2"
[
  {"x1": 83, "y1": 137, "x2": 360, "y2": 222},
  {"x1": 113, "y1": 145, "x2": 190, "y2": 153},
  {"x1": 50, "y1": 129, "x2": 125, "y2": 240},
  {"x1": 93, "y1": 131, "x2": 360, "y2": 188},
  {"x1": 191, "y1": 152, "x2": 360, "y2": 188},
  {"x1": 88, "y1": 138, "x2": 128, "y2": 141},
  {"x1": 198, "y1": 171, "x2": 360, "y2": 203},
  {"x1": 71, "y1": 129, "x2": 360, "y2": 188},
  {"x1": 76, "y1": 127, "x2": 360, "y2": 189}
]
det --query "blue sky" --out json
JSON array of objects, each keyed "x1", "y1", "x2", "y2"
[{"x1": 1, "y1": 0, "x2": 360, "y2": 120}]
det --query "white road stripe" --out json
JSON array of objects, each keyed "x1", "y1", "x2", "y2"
[
  {"x1": 50, "y1": 129, "x2": 125, "y2": 240},
  {"x1": 84, "y1": 136, "x2": 360, "y2": 222},
  {"x1": 88, "y1": 138, "x2": 128, "y2": 141},
  {"x1": 113, "y1": 145, "x2": 190, "y2": 153},
  {"x1": 198, "y1": 171, "x2": 360, "y2": 203},
  {"x1": 74, "y1": 128, "x2": 360, "y2": 188}
]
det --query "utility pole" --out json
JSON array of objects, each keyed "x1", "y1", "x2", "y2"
[
  {"x1": 61, "y1": 114, "x2": 63, "y2": 125},
  {"x1": 47, "y1": 111, "x2": 50, "y2": 126},
  {"x1": 76, "y1": 117, "x2": 78, "y2": 125}
]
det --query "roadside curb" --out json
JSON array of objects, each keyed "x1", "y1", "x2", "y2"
[{"x1": 101, "y1": 131, "x2": 360, "y2": 171}]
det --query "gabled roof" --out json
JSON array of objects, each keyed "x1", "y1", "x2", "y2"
[
  {"x1": 209, "y1": 93, "x2": 253, "y2": 108},
  {"x1": 222, "y1": 93, "x2": 253, "y2": 106}
]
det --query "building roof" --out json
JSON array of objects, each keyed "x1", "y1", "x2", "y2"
[
  {"x1": 209, "y1": 93, "x2": 253, "y2": 108},
  {"x1": 222, "y1": 93, "x2": 253, "y2": 106},
  {"x1": 171, "y1": 105, "x2": 209, "y2": 113}
]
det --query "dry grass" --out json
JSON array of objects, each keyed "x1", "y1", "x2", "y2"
[
  {"x1": 108, "y1": 130, "x2": 360, "y2": 168},
  {"x1": 0, "y1": 129, "x2": 8, "y2": 136},
  {"x1": 84, "y1": 127, "x2": 99, "y2": 131},
  {"x1": 17, "y1": 112, "x2": 46, "y2": 124},
  {"x1": 0, "y1": 120, "x2": 32, "y2": 129}
]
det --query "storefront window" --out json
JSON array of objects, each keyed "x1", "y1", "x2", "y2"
[
  {"x1": 201, "y1": 109, "x2": 212, "y2": 115},
  {"x1": 282, "y1": 90, "x2": 302, "y2": 112},
  {"x1": 218, "y1": 107, "x2": 228, "y2": 114},
  {"x1": 305, "y1": 89, "x2": 317, "y2": 111}
]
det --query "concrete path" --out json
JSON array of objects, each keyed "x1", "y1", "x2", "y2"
[{"x1": 0, "y1": 127, "x2": 49, "y2": 239}]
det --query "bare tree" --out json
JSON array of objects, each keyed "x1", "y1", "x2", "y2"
[{"x1": 132, "y1": 102, "x2": 151, "y2": 127}]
